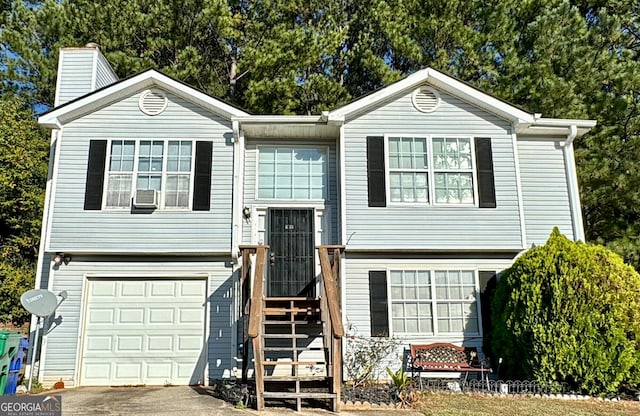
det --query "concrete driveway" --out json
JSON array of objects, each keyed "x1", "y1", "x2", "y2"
[
  {"x1": 37, "y1": 386, "x2": 422, "y2": 416},
  {"x1": 38, "y1": 386, "x2": 246, "y2": 416}
]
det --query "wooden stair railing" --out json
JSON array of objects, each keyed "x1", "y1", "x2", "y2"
[
  {"x1": 239, "y1": 244, "x2": 344, "y2": 412},
  {"x1": 239, "y1": 245, "x2": 269, "y2": 388},
  {"x1": 318, "y1": 245, "x2": 345, "y2": 411}
]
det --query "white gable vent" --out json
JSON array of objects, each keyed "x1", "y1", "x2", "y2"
[
  {"x1": 139, "y1": 89, "x2": 168, "y2": 116},
  {"x1": 412, "y1": 87, "x2": 440, "y2": 113}
]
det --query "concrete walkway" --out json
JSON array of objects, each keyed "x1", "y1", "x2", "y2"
[{"x1": 37, "y1": 386, "x2": 422, "y2": 416}]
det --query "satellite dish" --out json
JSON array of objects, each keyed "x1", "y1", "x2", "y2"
[{"x1": 21, "y1": 289, "x2": 58, "y2": 317}]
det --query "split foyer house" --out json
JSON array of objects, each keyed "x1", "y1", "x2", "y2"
[{"x1": 33, "y1": 45, "x2": 595, "y2": 404}]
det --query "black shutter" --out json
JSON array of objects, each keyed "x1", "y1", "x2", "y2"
[
  {"x1": 479, "y1": 270, "x2": 498, "y2": 357},
  {"x1": 475, "y1": 137, "x2": 496, "y2": 208},
  {"x1": 193, "y1": 141, "x2": 213, "y2": 211},
  {"x1": 366, "y1": 136, "x2": 386, "y2": 207},
  {"x1": 84, "y1": 140, "x2": 107, "y2": 210},
  {"x1": 369, "y1": 271, "x2": 389, "y2": 336}
]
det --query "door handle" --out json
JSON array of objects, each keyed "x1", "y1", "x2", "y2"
[{"x1": 270, "y1": 252, "x2": 276, "y2": 266}]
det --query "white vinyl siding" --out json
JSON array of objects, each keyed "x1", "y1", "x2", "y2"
[
  {"x1": 94, "y1": 52, "x2": 118, "y2": 89},
  {"x1": 343, "y1": 87, "x2": 521, "y2": 250},
  {"x1": 389, "y1": 269, "x2": 479, "y2": 336},
  {"x1": 343, "y1": 256, "x2": 515, "y2": 356},
  {"x1": 38, "y1": 257, "x2": 235, "y2": 387},
  {"x1": 257, "y1": 146, "x2": 327, "y2": 200},
  {"x1": 518, "y1": 138, "x2": 575, "y2": 245},
  {"x1": 56, "y1": 50, "x2": 94, "y2": 106},
  {"x1": 48, "y1": 90, "x2": 233, "y2": 254}
]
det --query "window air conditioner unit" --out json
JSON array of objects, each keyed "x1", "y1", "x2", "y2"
[{"x1": 133, "y1": 189, "x2": 158, "y2": 209}]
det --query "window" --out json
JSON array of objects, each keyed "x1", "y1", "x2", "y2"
[
  {"x1": 388, "y1": 137, "x2": 429, "y2": 203},
  {"x1": 104, "y1": 139, "x2": 194, "y2": 209},
  {"x1": 432, "y1": 138, "x2": 473, "y2": 204},
  {"x1": 384, "y1": 135, "x2": 477, "y2": 205},
  {"x1": 105, "y1": 140, "x2": 135, "y2": 208},
  {"x1": 257, "y1": 146, "x2": 327, "y2": 199},
  {"x1": 165, "y1": 141, "x2": 192, "y2": 208},
  {"x1": 389, "y1": 269, "x2": 479, "y2": 335}
]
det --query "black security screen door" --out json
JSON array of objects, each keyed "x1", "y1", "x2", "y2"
[{"x1": 267, "y1": 208, "x2": 315, "y2": 297}]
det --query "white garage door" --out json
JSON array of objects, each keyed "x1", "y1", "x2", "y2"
[{"x1": 80, "y1": 278, "x2": 206, "y2": 386}]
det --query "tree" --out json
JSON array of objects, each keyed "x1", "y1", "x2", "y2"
[
  {"x1": 0, "y1": 97, "x2": 48, "y2": 325},
  {"x1": 4, "y1": 0, "x2": 640, "y2": 267},
  {"x1": 491, "y1": 228, "x2": 640, "y2": 395},
  {"x1": 0, "y1": 97, "x2": 48, "y2": 261}
]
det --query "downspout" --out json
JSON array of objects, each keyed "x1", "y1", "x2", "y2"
[
  {"x1": 29, "y1": 127, "x2": 60, "y2": 382},
  {"x1": 231, "y1": 120, "x2": 244, "y2": 264},
  {"x1": 511, "y1": 121, "x2": 528, "y2": 249},
  {"x1": 562, "y1": 125, "x2": 586, "y2": 241}
]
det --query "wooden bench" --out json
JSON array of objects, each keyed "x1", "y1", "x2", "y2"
[{"x1": 408, "y1": 343, "x2": 492, "y2": 388}]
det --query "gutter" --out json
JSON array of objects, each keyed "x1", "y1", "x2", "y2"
[
  {"x1": 511, "y1": 121, "x2": 528, "y2": 249},
  {"x1": 231, "y1": 120, "x2": 243, "y2": 263},
  {"x1": 29, "y1": 128, "x2": 59, "y2": 382},
  {"x1": 562, "y1": 125, "x2": 586, "y2": 241}
]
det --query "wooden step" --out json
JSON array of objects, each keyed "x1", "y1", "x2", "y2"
[
  {"x1": 264, "y1": 297, "x2": 319, "y2": 301},
  {"x1": 263, "y1": 320, "x2": 322, "y2": 325},
  {"x1": 262, "y1": 333, "x2": 311, "y2": 339},
  {"x1": 262, "y1": 392, "x2": 336, "y2": 399},
  {"x1": 263, "y1": 346, "x2": 325, "y2": 352},
  {"x1": 263, "y1": 307, "x2": 321, "y2": 314},
  {"x1": 262, "y1": 361, "x2": 325, "y2": 366},
  {"x1": 263, "y1": 375, "x2": 328, "y2": 381}
]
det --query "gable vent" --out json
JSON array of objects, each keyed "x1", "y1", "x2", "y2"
[
  {"x1": 139, "y1": 89, "x2": 168, "y2": 116},
  {"x1": 412, "y1": 87, "x2": 440, "y2": 113}
]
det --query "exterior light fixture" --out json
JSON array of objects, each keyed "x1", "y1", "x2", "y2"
[
  {"x1": 52, "y1": 253, "x2": 71, "y2": 266},
  {"x1": 242, "y1": 207, "x2": 251, "y2": 220}
]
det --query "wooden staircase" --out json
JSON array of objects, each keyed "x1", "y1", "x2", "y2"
[
  {"x1": 239, "y1": 245, "x2": 344, "y2": 412},
  {"x1": 259, "y1": 297, "x2": 336, "y2": 411}
]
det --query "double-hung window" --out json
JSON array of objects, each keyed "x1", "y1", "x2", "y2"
[
  {"x1": 389, "y1": 269, "x2": 480, "y2": 336},
  {"x1": 388, "y1": 137, "x2": 429, "y2": 203},
  {"x1": 385, "y1": 135, "x2": 476, "y2": 205},
  {"x1": 104, "y1": 139, "x2": 193, "y2": 209},
  {"x1": 432, "y1": 138, "x2": 474, "y2": 204}
]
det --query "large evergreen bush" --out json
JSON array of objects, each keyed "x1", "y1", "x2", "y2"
[{"x1": 491, "y1": 228, "x2": 640, "y2": 395}]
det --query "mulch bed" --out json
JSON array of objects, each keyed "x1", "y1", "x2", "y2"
[
  {"x1": 209, "y1": 380, "x2": 398, "y2": 408},
  {"x1": 342, "y1": 384, "x2": 396, "y2": 405}
]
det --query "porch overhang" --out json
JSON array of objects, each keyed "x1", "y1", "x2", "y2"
[{"x1": 233, "y1": 115, "x2": 341, "y2": 140}]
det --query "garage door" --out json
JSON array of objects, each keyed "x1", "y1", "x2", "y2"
[{"x1": 80, "y1": 278, "x2": 206, "y2": 386}]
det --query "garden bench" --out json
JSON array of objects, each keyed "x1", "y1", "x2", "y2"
[{"x1": 408, "y1": 342, "x2": 492, "y2": 389}]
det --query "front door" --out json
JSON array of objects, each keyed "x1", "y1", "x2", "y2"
[{"x1": 267, "y1": 208, "x2": 315, "y2": 297}]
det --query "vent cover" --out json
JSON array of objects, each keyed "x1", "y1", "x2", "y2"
[
  {"x1": 412, "y1": 87, "x2": 440, "y2": 113},
  {"x1": 139, "y1": 89, "x2": 168, "y2": 116}
]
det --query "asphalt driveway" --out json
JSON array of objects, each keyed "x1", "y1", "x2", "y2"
[{"x1": 37, "y1": 386, "x2": 421, "y2": 416}]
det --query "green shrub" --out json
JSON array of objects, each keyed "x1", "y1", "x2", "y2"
[
  {"x1": 0, "y1": 260, "x2": 35, "y2": 325},
  {"x1": 490, "y1": 228, "x2": 640, "y2": 395}
]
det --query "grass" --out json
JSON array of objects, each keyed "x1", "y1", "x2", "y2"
[{"x1": 418, "y1": 392, "x2": 640, "y2": 416}]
